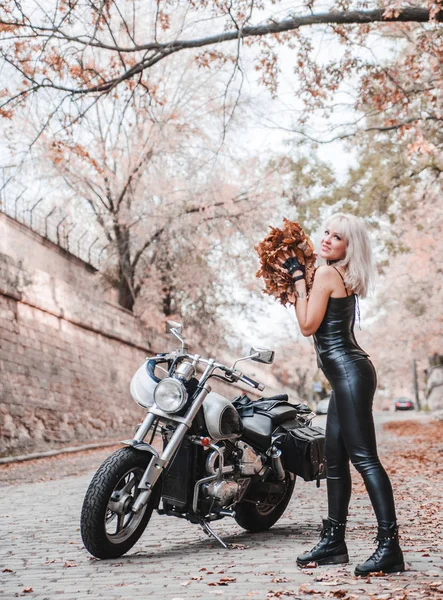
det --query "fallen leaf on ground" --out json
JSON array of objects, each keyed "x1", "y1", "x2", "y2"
[
  {"x1": 302, "y1": 562, "x2": 317, "y2": 569},
  {"x1": 208, "y1": 576, "x2": 236, "y2": 586},
  {"x1": 298, "y1": 584, "x2": 319, "y2": 595},
  {"x1": 329, "y1": 591, "x2": 349, "y2": 599}
]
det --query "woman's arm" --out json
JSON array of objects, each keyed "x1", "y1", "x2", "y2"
[{"x1": 292, "y1": 266, "x2": 334, "y2": 337}]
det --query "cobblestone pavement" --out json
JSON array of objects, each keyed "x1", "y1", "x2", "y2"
[{"x1": 1, "y1": 413, "x2": 442, "y2": 600}]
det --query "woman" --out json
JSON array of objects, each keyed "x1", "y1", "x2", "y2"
[{"x1": 281, "y1": 213, "x2": 404, "y2": 576}]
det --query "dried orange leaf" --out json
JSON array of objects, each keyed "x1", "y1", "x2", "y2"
[{"x1": 255, "y1": 218, "x2": 317, "y2": 305}]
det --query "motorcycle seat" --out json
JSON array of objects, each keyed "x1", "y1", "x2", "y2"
[
  {"x1": 241, "y1": 413, "x2": 274, "y2": 451},
  {"x1": 240, "y1": 402, "x2": 302, "y2": 451}
]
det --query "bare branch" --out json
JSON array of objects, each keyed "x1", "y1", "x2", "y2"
[
  {"x1": 1, "y1": 7, "x2": 441, "y2": 97},
  {"x1": 2, "y1": 7, "x2": 438, "y2": 53}
]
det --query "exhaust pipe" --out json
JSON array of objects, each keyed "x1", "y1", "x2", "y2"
[{"x1": 269, "y1": 445, "x2": 285, "y2": 481}]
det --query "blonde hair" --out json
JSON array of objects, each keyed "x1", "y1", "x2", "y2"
[{"x1": 318, "y1": 213, "x2": 373, "y2": 298}]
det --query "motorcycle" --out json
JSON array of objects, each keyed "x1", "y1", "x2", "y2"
[{"x1": 80, "y1": 321, "x2": 326, "y2": 559}]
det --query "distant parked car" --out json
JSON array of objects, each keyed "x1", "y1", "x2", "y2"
[
  {"x1": 394, "y1": 397, "x2": 414, "y2": 411},
  {"x1": 316, "y1": 398, "x2": 330, "y2": 415}
]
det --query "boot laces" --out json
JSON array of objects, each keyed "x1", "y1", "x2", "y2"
[
  {"x1": 367, "y1": 537, "x2": 386, "y2": 563},
  {"x1": 312, "y1": 523, "x2": 340, "y2": 551},
  {"x1": 310, "y1": 526, "x2": 328, "y2": 551}
]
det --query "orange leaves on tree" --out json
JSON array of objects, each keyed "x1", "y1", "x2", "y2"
[
  {"x1": 158, "y1": 10, "x2": 171, "y2": 30},
  {"x1": 195, "y1": 49, "x2": 234, "y2": 69},
  {"x1": 255, "y1": 48, "x2": 279, "y2": 96},
  {"x1": 0, "y1": 108, "x2": 14, "y2": 120},
  {"x1": 48, "y1": 140, "x2": 103, "y2": 173},
  {"x1": 255, "y1": 218, "x2": 317, "y2": 306}
]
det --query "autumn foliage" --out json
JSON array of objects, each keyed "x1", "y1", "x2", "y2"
[{"x1": 255, "y1": 219, "x2": 317, "y2": 305}]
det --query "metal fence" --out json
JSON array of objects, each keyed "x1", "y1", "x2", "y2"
[{"x1": 0, "y1": 196, "x2": 109, "y2": 269}]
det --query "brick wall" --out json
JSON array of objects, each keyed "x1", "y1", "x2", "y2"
[{"x1": 0, "y1": 213, "x2": 153, "y2": 456}]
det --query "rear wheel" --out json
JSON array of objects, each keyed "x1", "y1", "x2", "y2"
[
  {"x1": 234, "y1": 472, "x2": 295, "y2": 532},
  {"x1": 80, "y1": 447, "x2": 161, "y2": 559}
]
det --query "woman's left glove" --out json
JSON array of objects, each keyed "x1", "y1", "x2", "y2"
[{"x1": 283, "y1": 256, "x2": 305, "y2": 278}]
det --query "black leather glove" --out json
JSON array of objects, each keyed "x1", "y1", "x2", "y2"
[{"x1": 283, "y1": 256, "x2": 305, "y2": 278}]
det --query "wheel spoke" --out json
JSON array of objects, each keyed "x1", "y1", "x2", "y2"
[
  {"x1": 121, "y1": 474, "x2": 137, "y2": 494},
  {"x1": 116, "y1": 513, "x2": 125, "y2": 534},
  {"x1": 104, "y1": 466, "x2": 147, "y2": 542}
]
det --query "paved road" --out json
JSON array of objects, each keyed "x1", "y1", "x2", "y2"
[{"x1": 0, "y1": 412, "x2": 442, "y2": 600}]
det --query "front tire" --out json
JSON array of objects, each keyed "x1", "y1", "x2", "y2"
[
  {"x1": 235, "y1": 472, "x2": 295, "y2": 533},
  {"x1": 80, "y1": 447, "x2": 161, "y2": 559}
]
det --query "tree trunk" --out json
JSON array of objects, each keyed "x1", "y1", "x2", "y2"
[{"x1": 114, "y1": 224, "x2": 135, "y2": 312}]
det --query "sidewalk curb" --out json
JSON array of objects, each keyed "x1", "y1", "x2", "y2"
[{"x1": 0, "y1": 441, "x2": 121, "y2": 465}]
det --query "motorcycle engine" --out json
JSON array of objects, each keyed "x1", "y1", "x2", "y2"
[
  {"x1": 236, "y1": 441, "x2": 265, "y2": 476},
  {"x1": 202, "y1": 440, "x2": 266, "y2": 508},
  {"x1": 202, "y1": 480, "x2": 240, "y2": 506},
  {"x1": 205, "y1": 440, "x2": 265, "y2": 478}
]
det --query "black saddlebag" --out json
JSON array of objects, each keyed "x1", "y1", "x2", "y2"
[{"x1": 276, "y1": 425, "x2": 326, "y2": 482}]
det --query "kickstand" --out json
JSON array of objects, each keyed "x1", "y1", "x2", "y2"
[{"x1": 199, "y1": 520, "x2": 228, "y2": 549}]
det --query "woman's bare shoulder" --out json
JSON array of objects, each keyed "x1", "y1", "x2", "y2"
[
  {"x1": 314, "y1": 265, "x2": 337, "y2": 280},
  {"x1": 312, "y1": 265, "x2": 337, "y2": 292}
]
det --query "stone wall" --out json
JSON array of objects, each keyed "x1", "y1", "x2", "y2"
[
  {"x1": 0, "y1": 212, "x2": 289, "y2": 457},
  {"x1": 0, "y1": 213, "x2": 152, "y2": 456}
]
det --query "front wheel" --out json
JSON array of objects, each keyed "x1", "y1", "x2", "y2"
[
  {"x1": 80, "y1": 447, "x2": 161, "y2": 559},
  {"x1": 234, "y1": 472, "x2": 295, "y2": 533}
]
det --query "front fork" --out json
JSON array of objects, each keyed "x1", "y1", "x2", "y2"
[{"x1": 130, "y1": 384, "x2": 211, "y2": 513}]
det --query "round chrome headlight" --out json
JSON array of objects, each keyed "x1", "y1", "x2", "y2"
[{"x1": 153, "y1": 378, "x2": 187, "y2": 413}]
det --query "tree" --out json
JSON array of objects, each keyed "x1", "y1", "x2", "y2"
[
  {"x1": 36, "y1": 84, "x2": 282, "y2": 322},
  {"x1": 1, "y1": 4, "x2": 292, "y2": 350},
  {"x1": 1, "y1": 1, "x2": 441, "y2": 123},
  {"x1": 359, "y1": 188, "x2": 443, "y2": 399},
  {"x1": 270, "y1": 337, "x2": 321, "y2": 402}
]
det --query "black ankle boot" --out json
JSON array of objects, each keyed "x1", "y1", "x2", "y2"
[
  {"x1": 355, "y1": 523, "x2": 405, "y2": 576},
  {"x1": 297, "y1": 519, "x2": 349, "y2": 567}
]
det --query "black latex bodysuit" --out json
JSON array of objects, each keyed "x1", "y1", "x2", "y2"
[{"x1": 313, "y1": 269, "x2": 397, "y2": 526}]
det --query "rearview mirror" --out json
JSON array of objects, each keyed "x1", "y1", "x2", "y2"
[
  {"x1": 166, "y1": 320, "x2": 183, "y2": 334},
  {"x1": 249, "y1": 346, "x2": 275, "y2": 365}
]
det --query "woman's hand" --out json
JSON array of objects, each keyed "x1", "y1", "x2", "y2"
[{"x1": 279, "y1": 251, "x2": 305, "y2": 279}]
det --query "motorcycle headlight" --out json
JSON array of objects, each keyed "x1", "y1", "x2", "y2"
[{"x1": 153, "y1": 378, "x2": 187, "y2": 413}]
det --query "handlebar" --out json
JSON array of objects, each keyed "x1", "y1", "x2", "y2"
[
  {"x1": 158, "y1": 351, "x2": 266, "y2": 392},
  {"x1": 239, "y1": 374, "x2": 265, "y2": 391}
]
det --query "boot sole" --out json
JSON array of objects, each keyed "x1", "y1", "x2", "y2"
[
  {"x1": 355, "y1": 562, "x2": 405, "y2": 576},
  {"x1": 297, "y1": 554, "x2": 349, "y2": 567}
]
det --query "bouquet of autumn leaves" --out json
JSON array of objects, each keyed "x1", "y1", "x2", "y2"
[{"x1": 255, "y1": 219, "x2": 317, "y2": 305}]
